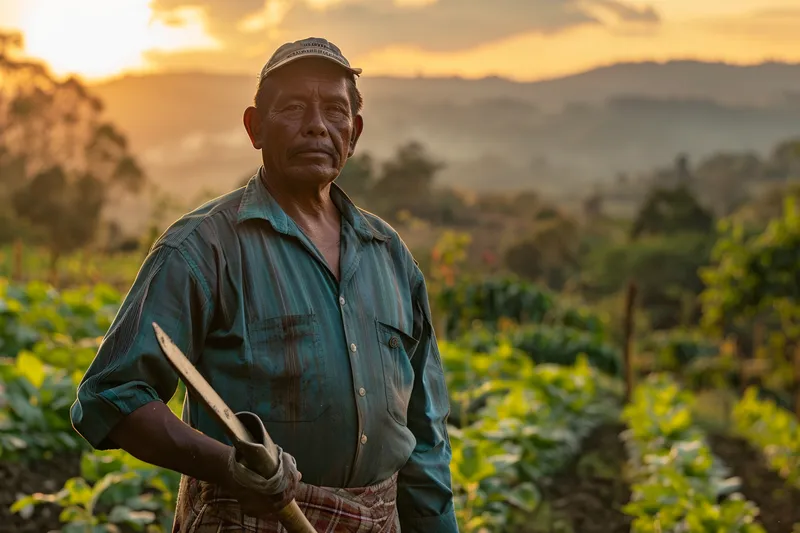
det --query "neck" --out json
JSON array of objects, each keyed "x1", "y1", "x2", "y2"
[{"x1": 259, "y1": 168, "x2": 339, "y2": 233}]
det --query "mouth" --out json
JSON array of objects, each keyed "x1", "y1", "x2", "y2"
[{"x1": 293, "y1": 147, "x2": 334, "y2": 158}]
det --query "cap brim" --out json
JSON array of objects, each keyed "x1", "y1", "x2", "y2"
[{"x1": 261, "y1": 53, "x2": 362, "y2": 80}]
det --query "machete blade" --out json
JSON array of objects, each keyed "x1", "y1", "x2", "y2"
[{"x1": 152, "y1": 321, "x2": 253, "y2": 444}]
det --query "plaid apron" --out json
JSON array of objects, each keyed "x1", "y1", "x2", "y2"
[{"x1": 172, "y1": 472, "x2": 400, "y2": 533}]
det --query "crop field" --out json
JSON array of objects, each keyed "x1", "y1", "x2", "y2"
[{"x1": 1, "y1": 271, "x2": 799, "y2": 533}]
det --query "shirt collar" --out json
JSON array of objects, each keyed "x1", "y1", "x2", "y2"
[{"x1": 237, "y1": 167, "x2": 390, "y2": 242}]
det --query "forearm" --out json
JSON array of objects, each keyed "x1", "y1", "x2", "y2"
[{"x1": 108, "y1": 400, "x2": 231, "y2": 485}]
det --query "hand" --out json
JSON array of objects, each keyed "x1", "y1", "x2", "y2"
[{"x1": 221, "y1": 412, "x2": 302, "y2": 517}]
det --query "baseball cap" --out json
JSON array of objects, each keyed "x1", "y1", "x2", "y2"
[{"x1": 259, "y1": 37, "x2": 362, "y2": 81}]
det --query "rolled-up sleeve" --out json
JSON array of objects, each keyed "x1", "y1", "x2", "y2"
[
  {"x1": 397, "y1": 269, "x2": 459, "y2": 533},
  {"x1": 70, "y1": 242, "x2": 213, "y2": 450}
]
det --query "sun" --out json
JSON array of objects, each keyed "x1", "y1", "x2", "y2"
[{"x1": 17, "y1": 0, "x2": 219, "y2": 81}]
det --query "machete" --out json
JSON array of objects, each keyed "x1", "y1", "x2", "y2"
[{"x1": 151, "y1": 322, "x2": 317, "y2": 533}]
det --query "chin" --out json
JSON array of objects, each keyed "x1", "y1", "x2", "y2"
[{"x1": 286, "y1": 166, "x2": 339, "y2": 187}]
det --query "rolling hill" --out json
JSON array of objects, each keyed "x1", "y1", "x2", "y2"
[{"x1": 88, "y1": 59, "x2": 800, "y2": 232}]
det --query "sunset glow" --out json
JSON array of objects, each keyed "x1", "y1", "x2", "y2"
[
  {"x1": 2, "y1": 0, "x2": 799, "y2": 83},
  {"x1": 13, "y1": 0, "x2": 219, "y2": 80}
]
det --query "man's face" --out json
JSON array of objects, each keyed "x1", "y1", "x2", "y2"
[{"x1": 245, "y1": 59, "x2": 363, "y2": 189}]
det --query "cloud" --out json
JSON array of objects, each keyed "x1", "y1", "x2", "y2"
[
  {"x1": 150, "y1": 0, "x2": 660, "y2": 56},
  {"x1": 590, "y1": 0, "x2": 660, "y2": 23}
]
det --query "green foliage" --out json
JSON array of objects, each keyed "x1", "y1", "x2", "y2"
[
  {"x1": 638, "y1": 328, "x2": 720, "y2": 371},
  {"x1": 455, "y1": 323, "x2": 621, "y2": 376},
  {"x1": 12, "y1": 450, "x2": 181, "y2": 533},
  {"x1": 635, "y1": 329, "x2": 742, "y2": 391},
  {"x1": 0, "y1": 352, "x2": 86, "y2": 460},
  {"x1": 621, "y1": 374, "x2": 766, "y2": 533},
  {"x1": 369, "y1": 141, "x2": 443, "y2": 216},
  {"x1": 582, "y1": 232, "x2": 715, "y2": 329},
  {"x1": 441, "y1": 341, "x2": 621, "y2": 532},
  {"x1": 503, "y1": 213, "x2": 581, "y2": 290},
  {"x1": 335, "y1": 153, "x2": 375, "y2": 201},
  {"x1": 700, "y1": 195, "x2": 800, "y2": 338},
  {"x1": 732, "y1": 387, "x2": 800, "y2": 489},
  {"x1": 0, "y1": 277, "x2": 120, "y2": 357},
  {"x1": 437, "y1": 276, "x2": 555, "y2": 337},
  {"x1": 0, "y1": 244, "x2": 145, "y2": 289},
  {"x1": 437, "y1": 276, "x2": 610, "y2": 338},
  {"x1": 630, "y1": 185, "x2": 715, "y2": 240}
]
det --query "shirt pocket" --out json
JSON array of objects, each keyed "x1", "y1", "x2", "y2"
[
  {"x1": 246, "y1": 313, "x2": 329, "y2": 423},
  {"x1": 375, "y1": 318, "x2": 419, "y2": 426}
]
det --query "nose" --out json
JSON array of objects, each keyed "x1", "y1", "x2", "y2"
[{"x1": 303, "y1": 105, "x2": 327, "y2": 137}]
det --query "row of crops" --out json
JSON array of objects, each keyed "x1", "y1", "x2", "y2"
[{"x1": 1, "y1": 276, "x2": 799, "y2": 532}]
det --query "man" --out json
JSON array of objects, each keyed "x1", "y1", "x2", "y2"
[{"x1": 69, "y1": 37, "x2": 458, "y2": 532}]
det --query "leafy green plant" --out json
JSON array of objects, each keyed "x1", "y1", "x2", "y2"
[
  {"x1": 436, "y1": 276, "x2": 553, "y2": 337},
  {"x1": 732, "y1": 387, "x2": 800, "y2": 489},
  {"x1": 455, "y1": 323, "x2": 621, "y2": 376},
  {"x1": 0, "y1": 352, "x2": 86, "y2": 460},
  {"x1": 0, "y1": 276, "x2": 120, "y2": 357},
  {"x1": 12, "y1": 449, "x2": 181, "y2": 533},
  {"x1": 441, "y1": 340, "x2": 621, "y2": 532},
  {"x1": 621, "y1": 374, "x2": 766, "y2": 533},
  {"x1": 700, "y1": 195, "x2": 800, "y2": 339}
]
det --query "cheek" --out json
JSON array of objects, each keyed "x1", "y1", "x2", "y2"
[{"x1": 336, "y1": 125, "x2": 353, "y2": 151}]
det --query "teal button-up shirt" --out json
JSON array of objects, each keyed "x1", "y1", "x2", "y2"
[{"x1": 70, "y1": 170, "x2": 458, "y2": 532}]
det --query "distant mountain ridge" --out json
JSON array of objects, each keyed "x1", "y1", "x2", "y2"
[{"x1": 88, "y1": 59, "x2": 800, "y2": 232}]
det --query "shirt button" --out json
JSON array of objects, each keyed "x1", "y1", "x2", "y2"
[
  {"x1": 339, "y1": 296, "x2": 346, "y2": 306},
  {"x1": 358, "y1": 387, "x2": 366, "y2": 396},
  {"x1": 361, "y1": 434, "x2": 368, "y2": 444},
  {"x1": 389, "y1": 336, "x2": 400, "y2": 348},
  {"x1": 350, "y1": 343, "x2": 357, "y2": 353}
]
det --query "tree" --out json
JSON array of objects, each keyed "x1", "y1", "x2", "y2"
[
  {"x1": 694, "y1": 151, "x2": 763, "y2": 214},
  {"x1": 504, "y1": 212, "x2": 581, "y2": 290},
  {"x1": 334, "y1": 152, "x2": 374, "y2": 203},
  {"x1": 765, "y1": 138, "x2": 800, "y2": 179},
  {"x1": 587, "y1": 233, "x2": 714, "y2": 329},
  {"x1": 0, "y1": 31, "x2": 144, "y2": 282},
  {"x1": 630, "y1": 185, "x2": 715, "y2": 240},
  {"x1": 700, "y1": 195, "x2": 800, "y2": 340},
  {"x1": 699, "y1": 195, "x2": 800, "y2": 397},
  {"x1": 369, "y1": 141, "x2": 443, "y2": 218}
]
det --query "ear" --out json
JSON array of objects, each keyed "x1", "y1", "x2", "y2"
[
  {"x1": 348, "y1": 114, "x2": 364, "y2": 157},
  {"x1": 243, "y1": 106, "x2": 263, "y2": 150}
]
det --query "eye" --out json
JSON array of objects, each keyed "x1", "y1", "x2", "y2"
[
  {"x1": 327, "y1": 105, "x2": 348, "y2": 116},
  {"x1": 284, "y1": 104, "x2": 303, "y2": 112}
]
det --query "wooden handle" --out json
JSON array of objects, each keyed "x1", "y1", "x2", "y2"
[
  {"x1": 151, "y1": 322, "x2": 318, "y2": 532},
  {"x1": 235, "y1": 441, "x2": 317, "y2": 532},
  {"x1": 278, "y1": 500, "x2": 317, "y2": 532}
]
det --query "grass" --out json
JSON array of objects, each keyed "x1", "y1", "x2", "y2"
[{"x1": 0, "y1": 244, "x2": 145, "y2": 291}]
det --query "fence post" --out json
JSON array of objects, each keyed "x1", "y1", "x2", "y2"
[{"x1": 623, "y1": 281, "x2": 637, "y2": 403}]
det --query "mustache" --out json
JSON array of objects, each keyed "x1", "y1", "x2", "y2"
[{"x1": 289, "y1": 145, "x2": 337, "y2": 158}]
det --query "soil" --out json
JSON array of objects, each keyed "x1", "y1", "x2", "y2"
[
  {"x1": 523, "y1": 423, "x2": 633, "y2": 533},
  {"x1": 709, "y1": 433, "x2": 800, "y2": 533},
  {"x1": 0, "y1": 453, "x2": 82, "y2": 533}
]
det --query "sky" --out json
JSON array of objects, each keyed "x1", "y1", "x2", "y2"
[{"x1": 1, "y1": 0, "x2": 799, "y2": 83}]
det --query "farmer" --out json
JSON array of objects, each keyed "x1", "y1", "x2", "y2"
[{"x1": 70, "y1": 37, "x2": 458, "y2": 532}]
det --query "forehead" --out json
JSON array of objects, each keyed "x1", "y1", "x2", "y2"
[{"x1": 266, "y1": 59, "x2": 350, "y2": 95}]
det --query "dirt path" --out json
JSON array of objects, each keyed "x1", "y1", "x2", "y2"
[
  {"x1": 709, "y1": 433, "x2": 800, "y2": 533},
  {"x1": 524, "y1": 423, "x2": 633, "y2": 533},
  {"x1": 0, "y1": 454, "x2": 81, "y2": 533}
]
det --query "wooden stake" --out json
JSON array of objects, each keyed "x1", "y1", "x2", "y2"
[{"x1": 623, "y1": 281, "x2": 637, "y2": 403}]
